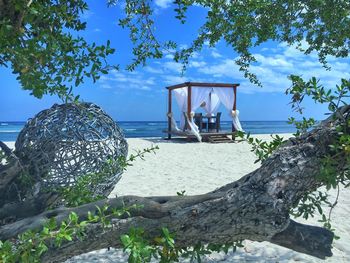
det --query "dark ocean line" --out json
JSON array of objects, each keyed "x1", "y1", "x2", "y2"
[{"x1": 0, "y1": 121, "x2": 296, "y2": 141}]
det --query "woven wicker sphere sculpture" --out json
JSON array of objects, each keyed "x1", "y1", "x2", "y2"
[{"x1": 15, "y1": 102, "x2": 128, "y2": 197}]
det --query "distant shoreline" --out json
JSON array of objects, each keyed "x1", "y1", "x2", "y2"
[
  {"x1": 0, "y1": 121, "x2": 296, "y2": 141},
  {"x1": 0, "y1": 120, "x2": 312, "y2": 123}
]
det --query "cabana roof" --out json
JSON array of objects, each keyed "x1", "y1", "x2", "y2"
[{"x1": 166, "y1": 82, "x2": 240, "y2": 90}]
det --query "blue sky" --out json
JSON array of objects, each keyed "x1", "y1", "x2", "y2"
[{"x1": 1, "y1": 0, "x2": 349, "y2": 122}]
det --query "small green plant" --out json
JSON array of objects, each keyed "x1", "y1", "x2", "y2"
[
  {"x1": 59, "y1": 145, "x2": 159, "y2": 207},
  {"x1": 176, "y1": 190, "x2": 186, "y2": 196},
  {"x1": 286, "y1": 76, "x2": 350, "y2": 232},
  {"x1": 290, "y1": 191, "x2": 330, "y2": 220},
  {"x1": 118, "y1": 146, "x2": 159, "y2": 172},
  {"x1": 0, "y1": 204, "x2": 136, "y2": 262},
  {"x1": 287, "y1": 117, "x2": 316, "y2": 136},
  {"x1": 236, "y1": 77, "x2": 350, "y2": 237},
  {"x1": 236, "y1": 131, "x2": 286, "y2": 163},
  {"x1": 0, "y1": 212, "x2": 86, "y2": 263},
  {"x1": 121, "y1": 228, "x2": 155, "y2": 263},
  {"x1": 59, "y1": 172, "x2": 106, "y2": 207},
  {"x1": 120, "y1": 226, "x2": 244, "y2": 263},
  {"x1": 0, "y1": 144, "x2": 158, "y2": 261},
  {"x1": 154, "y1": 227, "x2": 179, "y2": 262},
  {"x1": 180, "y1": 240, "x2": 244, "y2": 263}
]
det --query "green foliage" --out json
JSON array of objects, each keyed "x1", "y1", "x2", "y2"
[
  {"x1": 2, "y1": 0, "x2": 350, "y2": 100},
  {"x1": 59, "y1": 146, "x2": 159, "y2": 207},
  {"x1": 58, "y1": 159, "x2": 120, "y2": 207},
  {"x1": 116, "y1": 0, "x2": 163, "y2": 71},
  {"x1": 3, "y1": 1, "x2": 350, "y2": 97},
  {"x1": 0, "y1": 204, "x2": 137, "y2": 262},
  {"x1": 288, "y1": 117, "x2": 316, "y2": 137},
  {"x1": 118, "y1": 145, "x2": 159, "y2": 172},
  {"x1": 176, "y1": 190, "x2": 186, "y2": 196},
  {"x1": 109, "y1": 1, "x2": 350, "y2": 85},
  {"x1": 180, "y1": 241, "x2": 244, "y2": 263},
  {"x1": 290, "y1": 191, "x2": 330, "y2": 220},
  {"x1": 59, "y1": 173, "x2": 107, "y2": 207},
  {"x1": 237, "y1": 131, "x2": 286, "y2": 163},
  {"x1": 3, "y1": 1, "x2": 350, "y2": 261},
  {"x1": 0, "y1": 0, "x2": 117, "y2": 100},
  {"x1": 154, "y1": 228, "x2": 179, "y2": 262},
  {"x1": 0, "y1": 212, "x2": 85, "y2": 262},
  {"x1": 121, "y1": 228, "x2": 155, "y2": 263},
  {"x1": 286, "y1": 77, "x2": 350, "y2": 231},
  {"x1": 120, "y1": 226, "x2": 243, "y2": 263},
  {"x1": 286, "y1": 76, "x2": 350, "y2": 188},
  {"x1": 238, "y1": 77, "x2": 350, "y2": 235}
]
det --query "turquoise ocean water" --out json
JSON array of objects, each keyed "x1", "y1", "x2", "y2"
[{"x1": 0, "y1": 121, "x2": 295, "y2": 142}]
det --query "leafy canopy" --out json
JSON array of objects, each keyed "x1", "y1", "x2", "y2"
[
  {"x1": 113, "y1": 0, "x2": 350, "y2": 84},
  {"x1": 2, "y1": 1, "x2": 350, "y2": 100},
  {"x1": 1, "y1": 1, "x2": 350, "y2": 261},
  {"x1": 0, "y1": 0, "x2": 117, "y2": 100}
]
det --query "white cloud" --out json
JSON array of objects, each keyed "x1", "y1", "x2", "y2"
[
  {"x1": 253, "y1": 54, "x2": 293, "y2": 68},
  {"x1": 163, "y1": 75, "x2": 188, "y2": 85},
  {"x1": 197, "y1": 59, "x2": 240, "y2": 78},
  {"x1": 144, "y1": 66, "x2": 164, "y2": 74},
  {"x1": 98, "y1": 71, "x2": 156, "y2": 91},
  {"x1": 100, "y1": 83, "x2": 112, "y2": 89},
  {"x1": 211, "y1": 50, "x2": 222, "y2": 58},
  {"x1": 163, "y1": 61, "x2": 183, "y2": 73},
  {"x1": 164, "y1": 54, "x2": 174, "y2": 59},
  {"x1": 98, "y1": 40, "x2": 350, "y2": 96},
  {"x1": 187, "y1": 42, "x2": 350, "y2": 94},
  {"x1": 191, "y1": 51, "x2": 200, "y2": 59},
  {"x1": 189, "y1": 61, "x2": 207, "y2": 68},
  {"x1": 155, "y1": 0, "x2": 172, "y2": 9}
]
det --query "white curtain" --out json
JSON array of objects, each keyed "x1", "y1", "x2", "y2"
[
  {"x1": 172, "y1": 87, "x2": 211, "y2": 141},
  {"x1": 191, "y1": 87, "x2": 212, "y2": 111},
  {"x1": 188, "y1": 88, "x2": 212, "y2": 141},
  {"x1": 213, "y1": 88, "x2": 243, "y2": 131},
  {"x1": 172, "y1": 87, "x2": 207, "y2": 141},
  {"x1": 173, "y1": 88, "x2": 187, "y2": 130},
  {"x1": 169, "y1": 114, "x2": 181, "y2": 132},
  {"x1": 203, "y1": 90, "x2": 221, "y2": 122}
]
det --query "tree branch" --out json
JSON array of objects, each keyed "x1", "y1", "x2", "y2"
[{"x1": 2, "y1": 107, "x2": 349, "y2": 262}]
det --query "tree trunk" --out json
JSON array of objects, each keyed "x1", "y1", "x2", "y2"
[
  {"x1": 0, "y1": 141, "x2": 23, "y2": 207},
  {"x1": 1, "y1": 106, "x2": 349, "y2": 262},
  {"x1": 0, "y1": 142, "x2": 59, "y2": 222}
]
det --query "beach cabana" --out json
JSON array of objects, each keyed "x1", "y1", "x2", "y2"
[{"x1": 165, "y1": 82, "x2": 243, "y2": 142}]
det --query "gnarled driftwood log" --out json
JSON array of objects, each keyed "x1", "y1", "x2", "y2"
[{"x1": 1, "y1": 106, "x2": 349, "y2": 262}]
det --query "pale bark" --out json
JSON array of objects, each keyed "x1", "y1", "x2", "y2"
[{"x1": 0, "y1": 141, "x2": 22, "y2": 207}]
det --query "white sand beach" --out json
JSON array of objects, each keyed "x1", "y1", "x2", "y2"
[{"x1": 4, "y1": 135, "x2": 350, "y2": 262}]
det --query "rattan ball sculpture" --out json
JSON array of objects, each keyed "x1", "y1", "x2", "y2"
[{"x1": 15, "y1": 102, "x2": 128, "y2": 197}]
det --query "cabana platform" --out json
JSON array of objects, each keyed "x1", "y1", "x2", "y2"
[
  {"x1": 162, "y1": 130, "x2": 236, "y2": 143},
  {"x1": 165, "y1": 82, "x2": 243, "y2": 142}
]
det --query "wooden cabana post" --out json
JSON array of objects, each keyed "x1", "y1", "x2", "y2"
[
  {"x1": 232, "y1": 85, "x2": 237, "y2": 133},
  {"x1": 187, "y1": 85, "x2": 192, "y2": 130},
  {"x1": 167, "y1": 89, "x2": 172, "y2": 139},
  {"x1": 233, "y1": 86, "x2": 237, "y2": 111}
]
